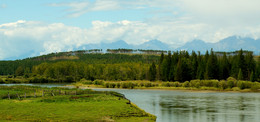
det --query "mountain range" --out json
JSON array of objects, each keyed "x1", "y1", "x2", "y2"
[
  {"x1": 78, "y1": 39, "x2": 172, "y2": 51},
  {"x1": 78, "y1": 36, "x2": 260, "y2": 54},
  {"x1": 5, "y1": 36, "x2": 260, "y2": 60},
  {"x1": 178, "y1": 36, "x2": 260, "y2": 54}
]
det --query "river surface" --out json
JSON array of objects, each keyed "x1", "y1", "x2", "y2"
[
  {"x1": 1, "y1": 84, "x2": 260, "y2": 122},
  {"x1": 93, "y1": 88, "x2": 260, "y2": 122}
]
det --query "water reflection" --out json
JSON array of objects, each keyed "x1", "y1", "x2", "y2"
[
  {"x1": 157, "y1": 92, "x2": 260, "y2": 122},
  {"x1": 93, "y1": 89, "x2": 260, "y2": 122}
]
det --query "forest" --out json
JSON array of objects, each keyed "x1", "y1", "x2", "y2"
[{"x1": 0, "y1": 49, "x2": 259, "y2": 83}]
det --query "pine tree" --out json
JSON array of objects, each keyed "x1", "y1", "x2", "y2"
[
  {"x1": 245, "y1": 52, "x2": 256, "y2": 80},
  {"x1": 238, "y1": 68, "x2": 243, "y2": 80},
  {"x1": 174, "y1": 59, "x2": 183, "y2": 82},
  {"x1": 158, "y1": 53, "x2": 165, "y2": 80},
  {"x1": 219, "y1": 52, "x2": 230, "y2": 80},
  {"x1": 205, "y1": 49, "x2": 219, "y2": 79},
  {"x1": 148, "y1": 62, "x2": 156, "y2": 81},
  {"x1": 250, "y1": 71, "x2": 255, "y2": 82},
  {"x1": 191, "y1": 51, "x2": 198, "y2": 79}
]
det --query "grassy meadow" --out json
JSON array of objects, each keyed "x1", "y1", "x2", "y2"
[{"x1": 0, "y1": 85, "x2": 156, "y2": 121}]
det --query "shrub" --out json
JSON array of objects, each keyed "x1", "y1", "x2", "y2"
[
  {"x1": 182, "y1": 81, "x2": 190, "y2": 87},
  {"x1": 116, "y1": 83, "x2": 121, "y2": 88},
  {"x1": 250, "y1": 82, "x2": 260, "y2": 91},
  {"x1": 82, "y1": 81, "x2": 93, "y2": 85},
  {"x1": 237, "y1": 81, "x2": 252, "y2": 90},
  {"x1": 109, "y1": 83, "x2": 116, "y2": 88},
  {"x1": 144, "y1": 83, "x2": 152, "y2": 87},
  {"x1": 139, "y1": 83, "x2": 144, "y2": 87},
  {"x1": 162, "y1": 82, "x2": 171, "y2": 87},
  {"x1": 218, "y1": 80, "x2": 227, "y2": 90},
  {"x1": 201, "y1": 80, "x2": 219, "y2": 87},
  {"x1": 173, "y1": 82, "x2": 180, "y2": 87},
  {"x1": 190, "y1": 80, "x2": 200, "y2": 87},
  {"x1": 227, "y1": 80, "x2": 235, "y2": 88},
  {"x1": 93, "y1": 80, "x2": 104, "y2": 85},
  {"x1": 104, "y1": 83, "x2": 110, "y2": 88},
  {"x1": 227, "y1": 77, "x2": 237, "y2": 81},
  {"x1": 0, "y1": 78, "x2": 4, "y2": 84}
]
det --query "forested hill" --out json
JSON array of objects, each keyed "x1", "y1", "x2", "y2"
[
  {"x1": 0, "y1": 49, "x2": 259, "y2": 83},
  {"x1": 0, "y1": 49, "x2": 161, "y2": 75}
]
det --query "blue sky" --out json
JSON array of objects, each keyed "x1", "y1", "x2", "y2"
[{"x1": 1, "y1": 0, "x2": 260, "y2": 60}]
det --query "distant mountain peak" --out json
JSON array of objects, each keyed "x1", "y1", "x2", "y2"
[
  {"x1": 178, "y1": 36, "x2": 260, "y2": 53},
  {"x1": 113, "y1": 40, "x2": 127, "y2": 44}
]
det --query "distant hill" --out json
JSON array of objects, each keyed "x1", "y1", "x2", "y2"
[{"x1": 178, "y1": 36, "x2": 260, "y2": 54}]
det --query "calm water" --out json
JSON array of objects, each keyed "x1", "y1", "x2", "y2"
[
  {"x1": 93, "y1": 88, "x2": 260, "y2": 122},
  {"x1": 2, "y1": 84, "x2": 260, "y2": 122}
]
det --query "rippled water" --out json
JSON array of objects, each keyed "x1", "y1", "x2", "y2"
[{"x1": 94, "y1": 89, "x2": 260, "y2": 122}]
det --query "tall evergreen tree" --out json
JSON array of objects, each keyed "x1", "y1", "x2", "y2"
[
  {"x1": 238, "y1": 68, "x2": 243, "y2": 80},
  {"x1": 219, "y1": 52, "x2": 230, "y2": 80},
  {"x1": 205, "y1": 49, "x2": 219, "y2": 79},
  {"x1": 148, "y1": 62, "x2": 156, "y2": 81},
  {"x1": 174, "y1": 59, "x2": 183, "y2": 82}
]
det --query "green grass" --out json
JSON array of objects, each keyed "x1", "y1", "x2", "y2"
[{"x1": 0, "y1": 86, "x2": 156, "y2": 121}]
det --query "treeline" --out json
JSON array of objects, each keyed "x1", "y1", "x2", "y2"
[
  {"x1": 0, "y1": 53, "x2": 159, "y2": 76},
  {"x1": 29, "y1": 62, "x2": 149, "y2": 82},
  {"x1": 0, "y1": 49, "x2": 259, "y2": 83},
  {"x1": 153, "y1": 49, "x2": 260, "y2": 82}
]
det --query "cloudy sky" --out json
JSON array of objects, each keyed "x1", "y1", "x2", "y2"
[{"x1": 1, "y1": 0, "x2": 260, "y2": 60}]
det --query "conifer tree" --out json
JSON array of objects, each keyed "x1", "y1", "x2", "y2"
[
  {"x1": 238, "y1": 68, "x2": 243, "y2": 80},
  {"x1": 148, "y1": 62, "x2": 156, "y2": 81}
]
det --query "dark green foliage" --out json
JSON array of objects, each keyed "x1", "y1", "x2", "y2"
[
  {"x1": 238, "y1": 69, "x2": 243, "y2": 80},
  {"x1": 0, "y1": 78, "x2": 4, "y2": 83},
  {"x1": 148, "y1": 62, "x2": 156, "y2": 81},
  {"x1": 0, "y1": 49, "x2": 258, "y2": 83}
]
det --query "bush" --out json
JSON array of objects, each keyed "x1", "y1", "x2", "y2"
[
  {"x1": 144, "y1": 83, "x2": 152, "y2": 87},
  {"x1": 190, "y1": 80, "x2": 200, "y2": 87},
  {"x1": 182, "y1": 81, "x2": 190, "y2": 87},
  {"x1": 116, "y1": 83, "x2": 121, "y2": 88},
  {"x1": 104, "y1": 83, "x2": 110, "y2": 88},
  {"x1": 81, "y1": 80, "x2": 93, "y2": 85},
  {"x1": 201, "y1": 80, "x2": 219, "y2": 87},
  {"x1": 218, "y1": 80, "x2": 227, "y2": 90},
  {"x1": 93, "y1": 80, "x2": 104, "y2": 85},
  {"x1": 250, "y1": 82, "x2": 260, "y2": 91},
  {"x1": 162, "y1": 82, "x2": 171, "y2": 87},
  {"x1": 227, "y1": 77, "x2": 237, "y2": 81},
  {"x1": 173, "y1": 82, "x2": 181, "y2": 87},
  {"x1": 0, "y1": 78, "x2": 4, "y2": 84},
  {"x1": 109, "y1": 83, "x2": 116, "y2": 88},
  {"x1": 227, "y1": 80, "x2": 235, "y2": 88},
  {"x1": 237, "y1": 81, "x2": 252, "y2": 90},
  {"x1": 139, "y1": 83, "x2": 144, "y2": 87}
]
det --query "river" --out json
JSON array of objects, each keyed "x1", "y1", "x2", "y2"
[
  {"x1": 1, "y1": 84, "x2": 260, "y2": 122},
  {"x1": 93, "y1": 88, "x2": 260, "y2": 122}
]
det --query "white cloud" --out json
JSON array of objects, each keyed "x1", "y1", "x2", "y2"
[
  {"x1": 1, "y1": 19, "x2": 260, "y2": 59},
  {"x1": 0, "y1": 4, "x2": 6, "y2": 8}
]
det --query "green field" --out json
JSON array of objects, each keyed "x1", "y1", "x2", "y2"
[{"x1": 0, "y1": 85, "x2": 156, "y2": 121}]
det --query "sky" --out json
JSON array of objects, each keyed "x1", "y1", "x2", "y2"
[{"x1": 1, "y1": 0, "x2": 260, "y2": 60}]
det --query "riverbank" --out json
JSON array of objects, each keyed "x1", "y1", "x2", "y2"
[
  {"x1": 71, "y1": 79, "x2": 260, "y2": 93},
  {"x1": 0, "y1": 85, "x2": 156, "y2": 121}
]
